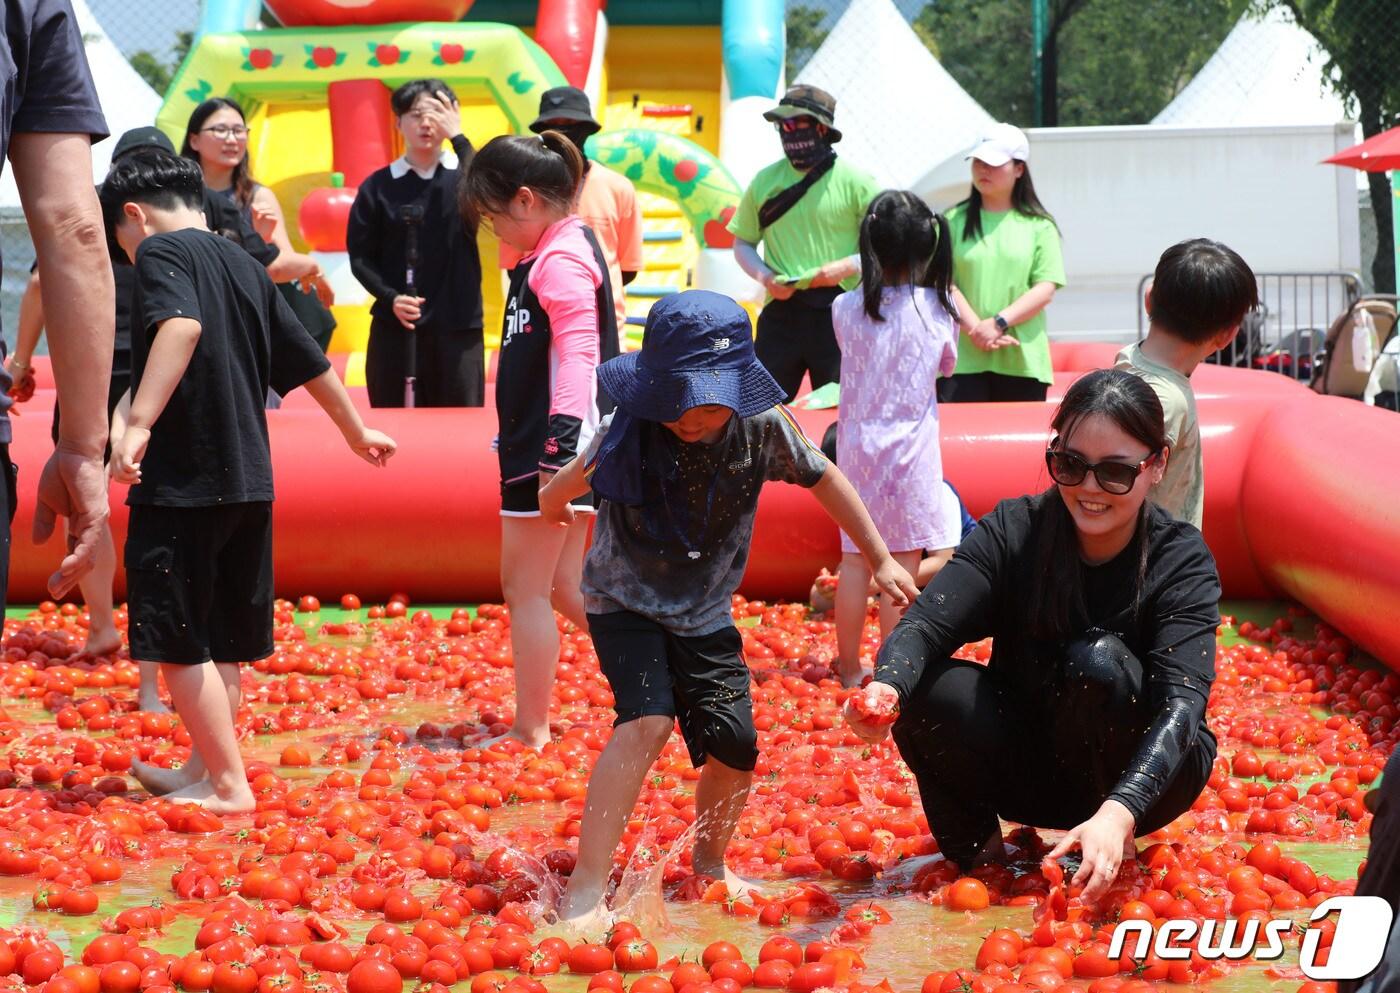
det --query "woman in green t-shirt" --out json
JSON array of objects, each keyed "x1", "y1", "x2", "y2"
[{"x1": 942, "y1": 123, "x2": 1066, "y2": 403}]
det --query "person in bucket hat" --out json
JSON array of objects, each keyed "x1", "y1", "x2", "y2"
[
  {"x1": 503, "y1": 85, "x2": 643, "y2": 342},
  {"x1": 539, "y1": 290, "x2": 917, "y2": 927},
  {"x1": 728, "y1": 85, "x2": 881, "y2": 402}
]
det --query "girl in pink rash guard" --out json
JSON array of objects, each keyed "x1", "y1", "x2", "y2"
[{"x1": 460, "y1": 132, "x2": 619, "y2": 748}]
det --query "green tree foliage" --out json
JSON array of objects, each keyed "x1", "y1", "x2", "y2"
[
  {"x1": 1276, "y1": 0, "x2": 1399, "y2": 290},
  {"x1": 914, "y1": 0, "x2": 1244, "y2": 127},
  {"x1": 128, "y1": 30, "x2": 193, "y2": 98},
  {"x1": 786, "y1": 5, "x2": 830, "y2": 82}
]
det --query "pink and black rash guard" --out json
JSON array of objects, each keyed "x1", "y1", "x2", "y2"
[{"x1": 497, "y1": 216, "x2": 619, "y2": 490}]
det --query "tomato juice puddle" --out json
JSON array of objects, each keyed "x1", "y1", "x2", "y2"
[{"x1": 0, "y1": 598, "x2": 1380, "y2": 993}]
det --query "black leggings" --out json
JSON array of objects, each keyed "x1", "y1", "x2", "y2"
[
  {"x1": 891, "y1": 634, "x2": 1215, "y2": 868},
  {"x1": 936, "y1": 371, "x2": 1048, "y2": 403}
]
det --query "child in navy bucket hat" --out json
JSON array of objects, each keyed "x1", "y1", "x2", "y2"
[{"x1": 540, "y1": 289, "x2": 917, "y2": 925}]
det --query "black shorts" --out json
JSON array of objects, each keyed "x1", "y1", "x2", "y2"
[
  {"x1": 587, "y1": 610, "x2": 758, "y2": 771},
  {"x1": 125, "y1": 502, "x2": 275, "y2": 665},
  {"x1": 500, "y1": 475, "x2": 595, "y2": 516}
]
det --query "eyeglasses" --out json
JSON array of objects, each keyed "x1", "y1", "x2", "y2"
[
  {"x1": 201, "y1": 125, "x2": 249, "y2": 140},
  {"x1": 1045, "y1": 444, "x2": 1158, "y2": 495}
]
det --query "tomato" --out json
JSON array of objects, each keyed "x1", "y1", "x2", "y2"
[
  {"x1": 848, "y1": 690, "x2": 898, "y2": 726},
  {"x1": 61, "y1": 888, "x2": 99, "y2": 916},
  {"x1": 587, "y1": 972, "x2": 624, "y2": 993},
  {"x1": 701, "y1": 943, "x2": 742, "y2": 970},
  {"x1": 347, "y1": 960, "x2": 403, "y2": 993},
  {"x1": 24, "y1": 949, "x2": 67, "y2": 986},
  {"x1": 568, "y1": 941, "x2": 613, "y2": 974},
  {"x1": 59, "y1": 965, "x2": 102, "y2": 993},
  {"x1": 750, "y1": 961, "x2": 794, "y2": 990},
  {"x1": 787, "y1": 963, "x2": 835, "y2": 993},
  {"x1": 210, "y1": 965, "x2": 258, "y2": 993},
  {"x1": 630, "y1": 976, "x2": 674, "y2": 993},
  {"x1": 946, "y1": 877, "x2": 991, "y2": 911},
  {"x1": 759, "y1": 938, "x2": 803, "y2": 967},
  {"x1": 612, "y1": 942, "x2": 658, "y2": 973}
]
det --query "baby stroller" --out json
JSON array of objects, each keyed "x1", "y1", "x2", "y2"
[{"x1": 1312, "y1": 294, "x2": 1399, "y2": 404}]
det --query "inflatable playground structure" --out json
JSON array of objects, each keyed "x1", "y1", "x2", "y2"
[{"x1": 152, "y1": 0, "x2": 783, "y2": 368}]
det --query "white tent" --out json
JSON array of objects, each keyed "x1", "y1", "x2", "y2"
[
  {"x1": 1153, "y1": 6, "x2": 1348, "y2": 126},
  {"x1": 0, "y1": 0, "x2": 162, "y2": 209},
  {"x1": 795, "y1": 0, "x2": 994, "y2": 194}
]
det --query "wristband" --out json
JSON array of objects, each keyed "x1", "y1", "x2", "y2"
[{"x1": 994, "y1": 314, "x2": 1009, "y2": 332}]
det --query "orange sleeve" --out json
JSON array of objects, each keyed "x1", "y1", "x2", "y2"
[{"x1": 615, "y1": 181, "x2": 645, "y2": 273}]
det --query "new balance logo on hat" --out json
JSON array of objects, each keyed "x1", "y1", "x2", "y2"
[{"x1": 712, "y1": 338, "x2": 731, "y2": 351}]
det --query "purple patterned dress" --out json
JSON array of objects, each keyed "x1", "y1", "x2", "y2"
[{"x1": 833, "y1": 286, "x2": 959, "y2": 555}]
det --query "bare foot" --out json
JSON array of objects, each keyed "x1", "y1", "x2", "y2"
[
  {"x1": 136, "y1": 696, "x2": 171, "y2": 715},
  {"x1": 131, "y1": 758, "x2": 201, "y2": 796},
  {"x1": 837, "y1": 665, "x2": 870, "y2": 689},
  {"x1": 693, "y1": 863, "x2": 765, "y2": 901},
  {"x1": 82, "y1": 629, "x2": 124, "y2": 657},
  {"x1": 556, "y1": 883, "x2": 612, "y2": 933},
  {"x1": 477, "y1": 728, "x2": 550, "y2": 751},
  {"x1": 162, "y1": 778, "x2": 255, "y2": 815}
]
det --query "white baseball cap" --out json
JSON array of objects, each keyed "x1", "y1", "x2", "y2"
[{"x1": 967, "y1": 122, "x2": 1030, "y2": 167}]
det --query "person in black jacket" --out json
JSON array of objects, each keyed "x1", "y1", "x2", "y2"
[
  {"x1": 347, "y1": 79, "x2": 484, "y2": 407},
  {"x1": 846, "y1": 369, "x2": 1220, "y2": 903}
]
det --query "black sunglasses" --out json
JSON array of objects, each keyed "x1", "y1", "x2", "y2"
[{"x1": 1045, "y1": 443, "x2": 1159, "y2": 495}]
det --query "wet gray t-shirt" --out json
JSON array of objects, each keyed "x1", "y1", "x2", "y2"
[{"x1": 582, "y1": 407, "x2": 828, "y2": 636}]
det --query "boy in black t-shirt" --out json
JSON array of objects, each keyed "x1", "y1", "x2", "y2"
[{"x1": 100, "y1": 154, "x2": 396, "y2": 813}]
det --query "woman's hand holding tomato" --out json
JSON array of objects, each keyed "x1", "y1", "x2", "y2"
[
  {"x1": 844, "y1": 682, "x2": 900, "y2": 742},
  {"x1": 1046, "y1": 798, "x2": 1136, "y2": 904}
]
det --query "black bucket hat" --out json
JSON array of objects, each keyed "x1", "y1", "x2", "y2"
[
  {"x1": 529, "y1": 86, "x2": 602, "y2": 136},
  {"x1": 763, "y1": 85, "x2": 843, "y2": 143}
]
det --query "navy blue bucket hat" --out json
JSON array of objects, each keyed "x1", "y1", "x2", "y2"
[{"x1": 597, "y1": 289, "x2": 786, "y2": 421}]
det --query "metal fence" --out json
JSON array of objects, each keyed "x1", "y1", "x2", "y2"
[{"x1": 1135, "y1": 271, "x2": 1363, "y2": 383}]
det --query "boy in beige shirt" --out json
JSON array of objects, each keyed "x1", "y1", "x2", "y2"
[{"x1": 1116, "y1": 238, "x2": 1258, "y2": 528}]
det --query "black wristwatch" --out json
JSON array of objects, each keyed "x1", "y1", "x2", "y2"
[{"x1": 994, "y1": 314, "x2": 1009, "y2": 332}]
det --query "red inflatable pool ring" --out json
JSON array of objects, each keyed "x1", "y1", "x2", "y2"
[{"x1": 7, "y1": 355, "x2": 1398, "y2": 668}]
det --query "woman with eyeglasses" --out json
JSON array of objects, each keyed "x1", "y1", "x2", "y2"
[
  {"x1": 846, "y1": 368, "x2": 1220, "y2": 904},
  {"x1": 182, "y1": 98, "x2": 336, "y2": 350}
]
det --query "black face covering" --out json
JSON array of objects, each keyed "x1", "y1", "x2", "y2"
[
  {"x1": 550, "y1": 123, "x2": 597, "y2": 159},
  {"x1": 780, "y1": 122, "x2": 831, "y2": 170}
]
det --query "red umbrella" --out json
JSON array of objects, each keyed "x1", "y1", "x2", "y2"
[{"x1": 1323, "y1": 126, "x2": 1400, "y2": 172}]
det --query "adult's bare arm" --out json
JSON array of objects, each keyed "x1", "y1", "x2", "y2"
[{"x1": 9, "y1": 131, "x2": 114, "y2": 597}]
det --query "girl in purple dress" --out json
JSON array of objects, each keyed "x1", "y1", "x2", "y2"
[{"x1": 832, "y1": 190, "x2": 960, "y2": 686}]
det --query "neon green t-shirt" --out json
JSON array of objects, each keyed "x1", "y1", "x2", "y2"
[
  {"x1": 946, "y1": 203, "x2": 1066, "y2": 385},
  {"x1": 727, "y1": 157, "x2": 881, "y2": 291}
]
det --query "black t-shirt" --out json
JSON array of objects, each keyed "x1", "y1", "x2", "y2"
[
  {"x1": 346, "y1": 135, "x2": 483, "y2": 334},
  {"x1": 127, "y1": 228, "x2": 330, "y2": 507},
  {"x1": 0, "y1": 0, "x2": 108, "y2": 438},
  {"x1": 877, "y1": 492, "x2": 1221, "y2": 712}
]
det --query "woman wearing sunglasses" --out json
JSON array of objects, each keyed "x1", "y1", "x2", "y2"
[{"x1": 846, "y1": 368, "x2": 1220, "y2": 904}]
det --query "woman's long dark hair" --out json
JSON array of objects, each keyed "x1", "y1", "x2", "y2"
[
  {"x1": 182, "y1": 97, "x2": 255, "y2": 209},
  {"x1": 859, "y1": 190, "x2": 954, "y2": 321},
  {"x1": 959, "y1": 163, "x2": 1057, "y2": 242},
  {"x1": 1030, "y1": 369, "x2": 1167, "y2": 640}
]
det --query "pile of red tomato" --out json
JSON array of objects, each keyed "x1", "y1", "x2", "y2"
[{"x1": 0, "y1": 597, "x2": 1385, "y2": 993}]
